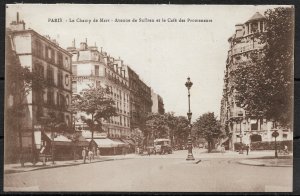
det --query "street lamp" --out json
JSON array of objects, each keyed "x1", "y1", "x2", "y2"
[
  {"x1": 272, "y1": 130, "x2": 279, "y2": 158},
  {"x1": 185, "y1": 77, "x2": 195, "y2": 161},
  {"x1": 238, "y1": 111, "x2": 244, "y2": 154}
]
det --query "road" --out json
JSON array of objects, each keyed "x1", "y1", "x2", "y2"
[{"x1": 4, "y1": 150, "x2": 292, "y2": 192}]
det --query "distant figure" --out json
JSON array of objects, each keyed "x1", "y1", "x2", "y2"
[
  {"x1": 246, "y1": 144, "x2": 250, "y2": 155},
  {"x1": 221, "y1": 145, "x2": 225, "y2": 154},
  {"x1": 283, "y1": 145, "x2": 289, "y2": 154},
  {"x1": 96, "y1": 148, "x2": 100, "y2": 159},
  {"x1": 82, "y1": 147, "x2": 87, "y2": 164},
  {"x1": 88, "y1": 150, "x2": 93, "y2": 163},
  {"x1": 147, "y1": 147, "x2": 151, "y2": 156}
]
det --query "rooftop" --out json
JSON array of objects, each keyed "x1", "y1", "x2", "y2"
[{"x1": 246, "y1": 12, "x2": 265, "y2": 23}]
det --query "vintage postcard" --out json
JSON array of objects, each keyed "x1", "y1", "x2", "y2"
[{"x1": 4, "y1": 4, "x2": 294, "y2": 192}]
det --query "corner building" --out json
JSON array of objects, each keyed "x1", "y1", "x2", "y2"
[
  {"x1": 68, "y1": 41, "x2": 131, "y2": 139},
  {"x1": 220, "y1": 12, "x2": 293, "y2": 150},
  {"x1": 5, "y1": 15, "x2": 72, "y2": 162}
]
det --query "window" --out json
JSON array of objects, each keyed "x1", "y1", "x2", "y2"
[
  {"x1": 51, "y1": 49, "x2": 55, "y2": 64},
  {"x1": 260, "y1": 21, "x2": 263, "y2": 32},
  {"x1": 47, "y1": 89, "x2": 54, "y2": 105},
  {"x1": 47, "y1": 66, "x2": 54, "y2": 85},
  {"x1": 57, "y1": 92, "x2": 60, "y2": 106},
  {"x1": 35, "y1": 41, "x2": 43, "y2": 58},
  {"x1": 283, "y1": 134, "x2": 288, "y2": 140},
  {"x1": 65, "y1": 74, "x2": 70, "y2": 86},
  {"x1": 66, "y1": 95, "x2": 70, "y2": 106},
  {"x1": 57, "y1": 70, "x2": 63, "y2": 88},
  {"x1": 95, "y1": 65, "x2": 99, "y2": 76},
  {"x1": 57, "y1": 52, "x2": 63, "y2": 67},
  {"x1": 251, "y1": 123, "x2": 258, "y2": 131}
]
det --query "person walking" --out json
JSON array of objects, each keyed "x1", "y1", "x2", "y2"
[
  {"x1": 221, "y1": 145, "x2": 225, "y2": 154},
  {"x1": 246, "y1": 144, "x2": 250, "y2": 155},
  {"x1": 96, "y1": 148, "x2": 100, "y2": 159},
  {"x1": 82, "y1": 147, "x2": 87, "y2": 164},
  {"x1": 88, "y1": 149, "x2": 93, "y2": 163}
]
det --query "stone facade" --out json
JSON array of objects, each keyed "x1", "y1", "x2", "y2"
[
  {"x1": 5, "y1": 14, "x2": 73, "y2": 161},
  {"x1": 220, "y1": 12, "x2": 293, "y2": 150},
  {"x1": 68, "y1": 40, "x2": 131, "y2": 139}
]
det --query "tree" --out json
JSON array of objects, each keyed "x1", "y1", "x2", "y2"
[
  {"x1": 76, "y1": 85, "x2": 117, "y2": 141},
  {"x1": 145, "y1": 113, "x2": 169, "y2": 147},
  {"x1": 173, "y1": 116, "x2": 190, "y2": 147},
  {"x1": 193, "y1": 112, "x2": 222, "y2": 153},
  {"x1": 231, "y1": 7, "x2": 294, "y2": 127},
  {"x1": 163, "y1": 112, "x2": 178, "y2": 147}
]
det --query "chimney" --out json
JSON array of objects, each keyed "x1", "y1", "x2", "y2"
[
  {"x1": 9, "y1": 12, "x2": 26, "y2": 31},
  {"x1": 80, "y1": 41, "x2": 87, "y2": 50}
]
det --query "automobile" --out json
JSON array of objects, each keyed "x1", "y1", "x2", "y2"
[{"x1": 154, "y1": 139, "x2": 172, "y2": 154}]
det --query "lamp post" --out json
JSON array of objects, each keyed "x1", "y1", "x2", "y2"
[
  {"x1": 50, "y1": 131, "x2": 57, "y2": 165},
  {"x1": 272, "y1": 130, "x2": 279, "y2": 158},
  {"x1": 185, "y1": 77, "x2": 195, "y2": 161},
  {"x1": 238, "y1": 111, "x2": 244, "y2": 154}
]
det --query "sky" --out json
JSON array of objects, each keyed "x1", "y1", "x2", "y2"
[{"x1": 6, "y1": 4, "x2": 290, "y2": 122}]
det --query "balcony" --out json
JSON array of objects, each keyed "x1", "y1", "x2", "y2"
[{"x1": 232, "y1": 44, "x2": 264, "y2": 56}]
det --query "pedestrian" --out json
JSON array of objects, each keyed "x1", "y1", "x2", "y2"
[
  {"x1": 221, "y1": 145, "x2": 225, "y2": 154},
  {"x1": 82, "y1": 147, "x2": 86, "y2": 164},
  {"x1": 147, "y1": 147, "x2": 151, "y2": 156},
  {"x1": 246, "y1": 144, "x2": 250, "y2": 155},
  {"x1": 96, "y1": 148, "x2": 100, "y2": 159},
  {"x1": 88, "y1": 149, "x2": 93, "y2": 163}
]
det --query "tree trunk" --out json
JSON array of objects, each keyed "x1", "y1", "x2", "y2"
[
  {"x1": 18, "y1": 129, "x2": 24, "y2": 167},
  {"x1": 91, "y1": 114, "x2": 94, "y2": 142}
]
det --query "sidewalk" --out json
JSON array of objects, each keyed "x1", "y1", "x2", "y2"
[{"x1": 4, "y1": 154, "x2": 135, "y2": 174}]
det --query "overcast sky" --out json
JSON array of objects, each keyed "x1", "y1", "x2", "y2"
[{"x1": 6, "y1": 4, "x2": 290, "y2": 122}]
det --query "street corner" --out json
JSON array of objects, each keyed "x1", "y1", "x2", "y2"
[
  {"x1": 238, "y1": 160, "x2": 265, "y2": 166},
  {"x1": 238, "y1": 158, "x2": 293, "y2": 167}
]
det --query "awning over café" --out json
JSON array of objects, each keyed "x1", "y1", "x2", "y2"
[
  {"x1": 87, "y1": 138, "x2": 121, "y2": 148},
  {"x1": 111, "y1": 139, "x2": 128, "y2": 147},
  {"x1": 44, "y1": 132, "x2": 72, "y2": 146},
  {"x1": 121, "y1": 139, "x2": 135, "y2": 146}
]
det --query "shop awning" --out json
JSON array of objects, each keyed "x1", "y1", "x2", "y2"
[
  {"x1": 44, "y1": 132, "x2": 72, "y2": 146},
  {"x1": 121, "y1": 139, "x2": 135, "y2": 146},
  {"x1": 87, "y1": 138, "x2": 118, "y2": 148},
  {"x1": 76, "y1": 136, "x2": 90, "y2": 147},
  {"x1": 111, "y1": 139, "x2": 128, "y2": 147}
]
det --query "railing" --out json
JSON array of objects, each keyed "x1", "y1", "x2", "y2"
[{"x1": 231, "y1": 44, "x2": 264, "y2": 55}]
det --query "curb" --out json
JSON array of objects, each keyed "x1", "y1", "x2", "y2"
[
  {"x1": 238, "y1": 160, "x2": 292, "y2": 167},
  {"x1": 4, "y1": 157, "x2": 131, "y2": 174}
]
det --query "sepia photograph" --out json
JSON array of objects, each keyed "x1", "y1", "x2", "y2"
[{"x1": 4, "y1": 4, "x2": 294, "y2": 192}]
